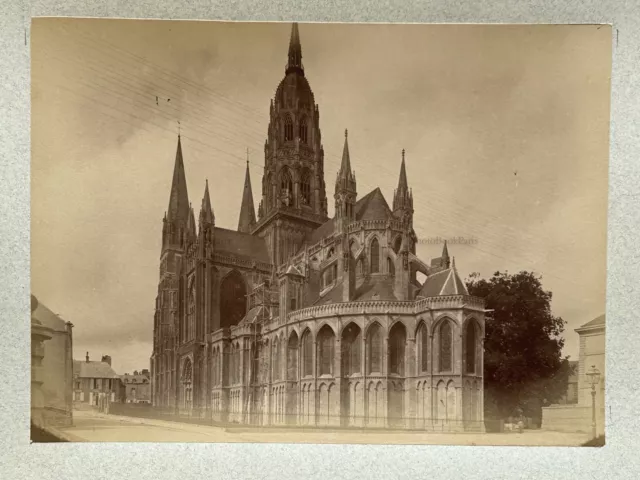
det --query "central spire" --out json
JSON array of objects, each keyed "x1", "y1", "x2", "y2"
[{"x1": 286, "y1": 23, "x2": 304, "y2": 75}]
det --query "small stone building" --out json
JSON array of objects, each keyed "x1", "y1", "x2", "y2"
[{"x1": 122, "y1": 370, "x2": 151, "y2": 404}]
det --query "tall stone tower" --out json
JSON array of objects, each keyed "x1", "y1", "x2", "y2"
[
  {"x1": 253, "y1": 23, "x2": 329, "y2": 267},
  {"x1": 152, "y1": 136, "x2": 190, "y2": 407}
]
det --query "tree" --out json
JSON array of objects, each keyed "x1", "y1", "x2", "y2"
[{"x1": 466, "y1": 270, "x2": 570, "y2": 424}]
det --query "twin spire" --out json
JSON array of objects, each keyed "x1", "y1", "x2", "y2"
[{"x1": 238, "y1": 155, "x2": 256, "y2": 233}]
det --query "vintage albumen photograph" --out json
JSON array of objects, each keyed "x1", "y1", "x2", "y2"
[{"x1": 30, "y1": 19, "x2": 610, "y2": 445}]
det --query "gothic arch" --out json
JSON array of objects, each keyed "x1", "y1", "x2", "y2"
[
  {"x1": 284, "y1": 114, "x2": 294, "y2": 142},
  {"x1": 300, "y1": 167, "x2": 312, "y2": 206},
  {"x1": 287, "y1": 330, "x2": 299, "y2": 381},
  {"x1": 279, "y1": 167, "x2": 293, "y2": 203},
  {"x1": 300, "y1": 328, "x2": 313, "y2": 377},
  {"x1": 220, "y1": 270, "x2": 247, "y2": 329},
  {"x1": 366, "y1": 321, "x2": 383, "y2": 374},
  {"x1": 369, "y1": 236, "x2": 381, "y2": 274},
  {"x1": 299, "y1": 115, "x2": 308, "y2": 144},
  {"x1": 416, "y1": 320, "x2": 429, "y2": 373},
  {"x1": 388, "y1": 321, "x2": 407, "y2": 376},
  {"x1": 436, "y1": 318, "x2": 455, "y2": 373},
  {"x1": 317, "y1": 324, "x2": 335, "y2": 376},
  {"x1": 341, "y1": 322, "x2": 362, "y2": 376}
]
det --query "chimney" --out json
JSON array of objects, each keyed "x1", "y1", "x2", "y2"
[
  {"x1": 101, "y1": 355, "x2": 112, "y2": 366},
  {"x1": 85, "y1": 352, "x2": 89, "y2": 362},
  {"x1": 141, "y1": 369, "x2": 150, "y2": 376}
]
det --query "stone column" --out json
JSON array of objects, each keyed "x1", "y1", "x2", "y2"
[{"x1": 405, "y1": 336, "x2": 417, "y2": 428}]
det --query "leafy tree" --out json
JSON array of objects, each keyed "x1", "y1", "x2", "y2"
[{"x1": 466, "y1": 270, "x2": 570, "y2": 424}]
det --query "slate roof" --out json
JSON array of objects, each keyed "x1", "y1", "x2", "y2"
[
  {"x1": 355, "y1": 187, "x2": 393, "y2": 221},
  {"x1": 579, "y1": 314, "x2": 605, "y2": 329},
  {"x1": 417, "y1": 266, "x2": 469, "y2": 298},
  {"x1": 298, "y1": 187, "x2": 394, "y2": 254},
  {"x1": 73, "y1": 360, "x2": 121, "y2": 379},
  {"x1": 214, "y1": 227, "x2": 270, "y2": 263}
]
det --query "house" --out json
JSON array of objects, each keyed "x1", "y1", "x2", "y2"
[
  {"x1": 73, "y1": 353, "x2": 125, "y2": 406},
  {"x1": 122, "y1": 369, "x2": 151, "y2": 404}
]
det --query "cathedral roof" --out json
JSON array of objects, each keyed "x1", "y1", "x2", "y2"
[
  {"x1": 417, "y1": 266, "x2": 469, "y2": 298},
  {"x1": 297, "y1": 187, "x2": 395, "y2": 254},
  {"x1": 355, "y1": 187, "x2": 393, "y2": 221},
  {"x1": 213, "y1": 227, "x2": 270, "y2": 264}
]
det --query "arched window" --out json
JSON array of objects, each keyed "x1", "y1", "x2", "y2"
[
  {"x1": 299, "y1": 117, "x2": 308, "y2": 143},
  {"x1": 341, "y1": 323, "x2": 362, "y2": 376},
  {"x1": 439, "y1": 321, "x2": 453, "y2": 372},
  {"x1": 317, "y1": 325, "x2": 335, "y2": 376},
  {"x1": 284, "y1": 115, "x2": 294, "y2": 141},
  {"x1": 273, "y1": 338, "x2": 280, "y2": 381},
  {"x1": 220, "y1": 271, "x2": 247, "y2": 329},
  {"x1": 388, "y1": 322, "x2": 407, "y2": 376},
  {"x1": 367, "y1": 323, "x2": 382, "y2": 374},
  {"x1": 301, "y1": 169, "x2": 311, "y2": 205},
  {"x1": 420, "y1": 324, "x2": 429, "y2": 372},
  {"x1": 302, "y1": 330, "x2": 313, "y2": 377},
  {"x1": 357, "y1": 258, "x2": 364, "y2": 276},
  {"x1": 287, "y1": 332, "x2": 299, "y2": 381},
  {"x1": 370, "y1": 238, "x2": 380, "y2": 273},
  {"x1": 387, "y1": 257, "x2": 395, "y2": 277},
  {"x1": 466, "y1": 321, "x2": 477, "y2": 374},
  {"x1": 279, "y1": 168, "x2": 293, "y2": 206}
]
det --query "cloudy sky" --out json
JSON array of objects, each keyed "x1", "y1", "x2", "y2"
[{"x1": 31, "y1": 19, "x2": 610, "y2": 374}]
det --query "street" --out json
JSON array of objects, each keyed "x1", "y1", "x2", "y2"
[{"x1": 52, "y1": 409, "x2": 592, "y2": 446}]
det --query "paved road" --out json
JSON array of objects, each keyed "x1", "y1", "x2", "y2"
[{"x1": 56, "y1": 409, "x2": 591, "y2": 446}]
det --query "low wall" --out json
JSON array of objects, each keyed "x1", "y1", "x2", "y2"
[{"x1": 541, "y1": 404, "x2": 605, "y2": 436}]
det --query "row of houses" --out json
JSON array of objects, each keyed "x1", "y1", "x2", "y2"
[{"x1": 73, "y1": 353, "x2": 151, "y2": 405}]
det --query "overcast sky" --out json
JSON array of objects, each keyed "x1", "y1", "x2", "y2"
[{"x1": 31, "y1": 19, "x2": 610, "y2": 374}]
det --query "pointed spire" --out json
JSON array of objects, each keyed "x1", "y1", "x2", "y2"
[
  {"x1": 442, "y1": 240, "x2": 451, "y2": 268},
  {"x1": 200, "y1": 179, "x2": 214, "y2": 226},
  {"x1": 398, "y1": 149, "x2": 408, "y2": 191},
  {"x1": 393, "y1": 148, "x2": 413, "y2": 215},
  {"x1": 167, "y1": 135, "x2": 190, "y2": 224},
  {"x1": 286, "y1": 23, "x2": 303, "y2": 75},
  {"x1": 335, "y1": 129, "x2": 356, "y2": 193},
  {"x1": 238, "y1": 155, "x2": 256, "y2": 233}
]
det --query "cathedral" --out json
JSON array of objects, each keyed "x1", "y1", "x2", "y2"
[{"x1": 151, "y1": 23, "x2": 486, "y2": 431}]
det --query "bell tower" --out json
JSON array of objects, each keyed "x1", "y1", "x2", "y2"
[{"x1": 253, "y1": 23, "x2": 329, "y2": 267}]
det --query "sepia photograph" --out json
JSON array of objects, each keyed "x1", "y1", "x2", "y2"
[{"x1": 30, "y1": 18, "x2": 610, "y2": 446}]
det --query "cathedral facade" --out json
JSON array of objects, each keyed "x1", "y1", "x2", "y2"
[{"x1": 151, "y1": 23, "x2": 486, "y2": 431}]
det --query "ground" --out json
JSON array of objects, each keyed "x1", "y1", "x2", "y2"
[{"x1": 47, "y1": 408, "x2": 592, "y2": 446}]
